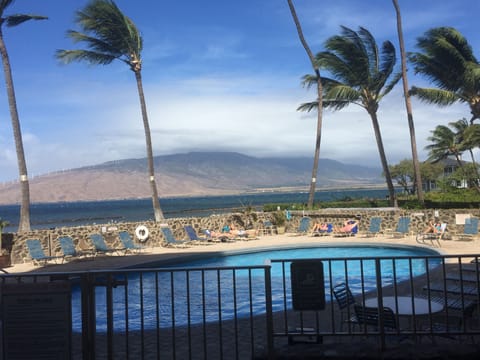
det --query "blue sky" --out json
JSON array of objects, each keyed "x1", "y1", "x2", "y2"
[{"x1": 0, "y1": 0, "x2": 479, "y2": 182}]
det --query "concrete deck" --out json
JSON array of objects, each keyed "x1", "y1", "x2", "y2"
[{"x1": 5, "y1": 232, "x2": 480, "y2": 274}]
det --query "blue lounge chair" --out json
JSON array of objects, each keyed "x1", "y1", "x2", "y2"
[
  {"x1": 288, "y1": 217, "x2": 311, "y2": 236},
  {"x1": 364, "y1": 217, "x2": 382, "y2": 237},
  {"x1": 457, "y1": 217, "x2": 479, "y2": 241},
  {"x1": 118, "y1": 231, "x2": 146, "y2": 253},
  {"x1": 26, "y1": 239, "x2": 63, "y2": 265},
  {"x1": 184, "y1": 225, "x2": 213, "y2": 245},
  {"x1": 311, "y1": 223, "x2": 333, "y2": 236},
  {"x1": 89, "y1": 233, "x2": 124, "y2": 256},
  {"x1": 333, "y1": 220, "x2": 359, "y2": 237},
  {"x1": 160, "y1": 226, "x2": 191, "y2": 248},
  {"x1": 58, "y1": 236, "x2": 93, "y2": 260},
  {"x1": 391, "y1": 216, "x2": 411, "y2": 238}
]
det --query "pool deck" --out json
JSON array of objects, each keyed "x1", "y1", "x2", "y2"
[
  {"x1": 6, "y1": 232, "x2": 479, "y2": 273},
  {"x1": 3, "y1": 232, "x2": 480, "y2": 359}
]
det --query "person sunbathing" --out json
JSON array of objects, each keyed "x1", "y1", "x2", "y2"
[
  {"x1": 228, "y1": 223, "x2": 258, "y2": 238},
  {"x1": 204, "y1": 227, "x2": 236, "y2": 241},
  {"x1": 334, "y1": 220, "x2": 358, "y2": 233},
  {"x1": 312, "y1": 222, "x2": 329, "y2": 232},
  {"x1": 423, "y1": 221, "x2": 442, "y2": 234}
]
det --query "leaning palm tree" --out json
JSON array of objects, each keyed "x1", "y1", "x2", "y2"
[
  {"x1": 392, "y1": 0, "x2": 424, "y2": 204},
  {"x1": 425, "y1": 124, "x2": 480, "y2": 193},
  {"x1": 57, "y1": 0, "x2": 164, "y2": 221},
  {"x1": 450, "y1": 118, "x2": 480, "y2": 183},
  {"x1": 409, "y1": 27, "x2": 480, "y2": 125},
  {"x1": 0, "y1": 0, "x2": 47, "y2": 233},
  {"x1": 287, "y1": 0, "x2": 324, "y2": 208},
  {"x1": 299, "y1": 26, "x2": 401, "y2": 206}
]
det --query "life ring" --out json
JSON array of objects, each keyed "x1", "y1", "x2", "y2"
[{"x1": 135, "y1": 225, "x2": 149, "y2": 242}]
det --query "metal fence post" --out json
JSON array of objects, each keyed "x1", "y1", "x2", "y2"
[
  {"x1": 81, "y1": 273, "x2": 96, "y2": 360},
  {"x1": 264, "y1": 262, "x2": 274, "y2": 359},
  {"x1": 375, "y1": 258, "x2": 386, "y2": 351}
]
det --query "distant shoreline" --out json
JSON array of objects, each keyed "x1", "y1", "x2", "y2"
[{"x1": 0, "y1": 184, "x2": 389, "y2": 206}]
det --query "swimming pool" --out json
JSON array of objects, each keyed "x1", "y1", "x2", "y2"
[{"x1": 71, "y1": 245, "x2": 442, "y2": 332}]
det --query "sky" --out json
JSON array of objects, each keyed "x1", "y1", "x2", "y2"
[{"x1": 0, "y1": 0, "x2": 479, "y2": 182}]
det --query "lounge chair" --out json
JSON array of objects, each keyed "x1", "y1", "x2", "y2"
[
  {"x1": 333, "y1": 220, "x2": 358, "y2": 237},
  {"x1": 160, "y1": 226, "x2": 191, "y2": 248},
  {"x1": 288, "y1": 217, "x2": 311, "y2": 236},
  {"x1": 89, "y1": 233, "x2": 124, "y2": 256},
  {"x1": 259, "y1": 220, "x2": 275, "y2": 235},
  {"x1": 456, "y1": 217, "x2": 479, "y2": 241},
  {"x1": 423, "y1": 281, "x2": 478, "y2": 296},
  {"x1": 58, "y1": 236, "x2": 94, "y2": 260},
  {"x1": 118, "y1": 231, "x2": 146, "y2": 253},
  {"x1": 26, "y1": 239, "x2": 63, "y2": 265},
  {"x1": 363, "y1": 217, "x2": 382, "y2": 237},
  {"x1": 416, "y1": 223, "x2": 447, "y2": 247},
  {"x1": 353, "y1": 305, "x2": 397, "y2": 332},
  {"x1": 390, "y1": 216, "x2": 411, "y2": 238},
  {"x1": 332, "y1": 282, "x2": 358, "y2": 331},
  {"x1": 445, "y1": 271, "x2": 480, "y2": 283},
  {"x1": 311, "y1": 223, "x2": 333, "y2": 237},
  {"x1": 183, "y1": 225, "x2": 213, "y2": 245}
]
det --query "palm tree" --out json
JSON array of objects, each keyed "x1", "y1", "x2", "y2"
[
  {"x1": 425, "y1": 123, "x2": 480, "y2": 192},
  {"x1": 392, "y1": 0, "x2": 424, "y2": 204},
  {"x1": 0, "y1": 0, "x2": 47, "y2": 233},
  {"x1": 450, "y1": 118, "x2": 480, "y2": 184},
  {"x1": 409, "y1": 27, "x2": 480, "y2": 125},
  {"x1": 450, "y1": 119, "x2": 477, "y2": 162},
  {"x1": 57, "y1": 0, "x2": 164, "y2": 221},
  {"x1": 286, "y1": 0, "x2": 324, "y2": 208},
  {"x1": 299, "y1": 26, "x2": 401, "y2": 206}
]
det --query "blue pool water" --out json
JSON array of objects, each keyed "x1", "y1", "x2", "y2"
[{"x1": 71, "y1": 245, "x2": 441, "y2": 332}]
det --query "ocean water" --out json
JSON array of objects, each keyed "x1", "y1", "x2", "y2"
[{"x1": 0, "y1": 188, "x2": 391, "y2": 232}]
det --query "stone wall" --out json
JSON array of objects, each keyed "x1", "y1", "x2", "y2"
[{"x1": 8, "y1": 208, "x2": 480, "y2": 265}]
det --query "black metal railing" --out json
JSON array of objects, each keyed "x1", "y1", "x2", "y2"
[{"x1": 0, "y1": 254, "x2": 479, "y2": 359}]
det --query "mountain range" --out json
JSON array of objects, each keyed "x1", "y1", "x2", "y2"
[{"x1": 0, "y1": 152, "x2": 384, "y2": 204}]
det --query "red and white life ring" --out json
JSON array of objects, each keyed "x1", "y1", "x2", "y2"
[{"x1": 135, "y1": 225, "x2": 149, "y2": 242}]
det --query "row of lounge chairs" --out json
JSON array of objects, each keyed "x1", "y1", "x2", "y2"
[
  {"x1": 25, "y1": 223, "x2": 259, "y2": 265},
  {"x1": 26, "y1": 231, "x2": 147, "y2": 265},
  {"x1": 299, "y1": 215, "x2": 478, "y2": 244}
]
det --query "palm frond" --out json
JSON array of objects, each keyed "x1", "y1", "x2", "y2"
[
  {"x1": 5, "y1": 14, "x2": 47, "y2": 27},
  {"x1": 382, "y1": 72, "x2": 402, "y2": 97},
  {"x1": 58, "y1": 0, "x2": 143, "y2": 69},
  {"x1": 56, "y1": 49, "x2": 116, "y2": 66},
  {"x1": 410, "y1": 26, "x2": 477, "y2": 95},
  {"x1": 300, "y1": 74, "x2": 318, "y2": 89},
  {"x1": 409, "y1": 87, "x2": 460, "y2": 105},
  {"x1": 316, "y1": 51, "x2": 360, "y2": 85},
  {"x1": 297, "y1": 101, "x2": 319, "y2": 112},
  {"x1": 324, "y1": 84, "x2": 360, "y2": 103},
  {"x1": 463, "y1": 123, "x2": 480, "y2": 148},
  {"x1": 0, "y1": 0, "x2": 15, "y2": 16},
  {"x1": 425, "y1": 124, "x2": 462, "y2": 162}
]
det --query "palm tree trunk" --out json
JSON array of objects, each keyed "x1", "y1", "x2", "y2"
[
  {"x1": 287, "y1": 0, "x2": 324, "y2": 209},
  {"x1": 0, "y1": 29, "x2": 31, "y2": 233},
  {"x1": 467, "y1": 148, "x2": 480, "y2": 187},
  {"x1": 134, "y1": 71, "x2": 164, "y2": 221},
  {"x1": 369, "y1": 111, "x2": 397, "y2": 206},
  {"x1": 392, "y1": 0, "x2": 424, "y2": 205}
]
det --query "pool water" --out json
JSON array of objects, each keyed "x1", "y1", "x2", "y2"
[
  {"x1": 71, "y1": 245, "x2": 441, "y2": 332},
  {"x1": 171, "y1": 245, "x2": 437, "y2": 267}
]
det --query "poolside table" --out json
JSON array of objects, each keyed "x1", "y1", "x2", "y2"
[{"x1": 365, "y1": 296, "x2": 444, "y2": 316}]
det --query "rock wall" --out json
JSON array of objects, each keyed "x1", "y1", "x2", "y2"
[{"x1": 9, "y1": 208, "x2": 480, "y2": 265}]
